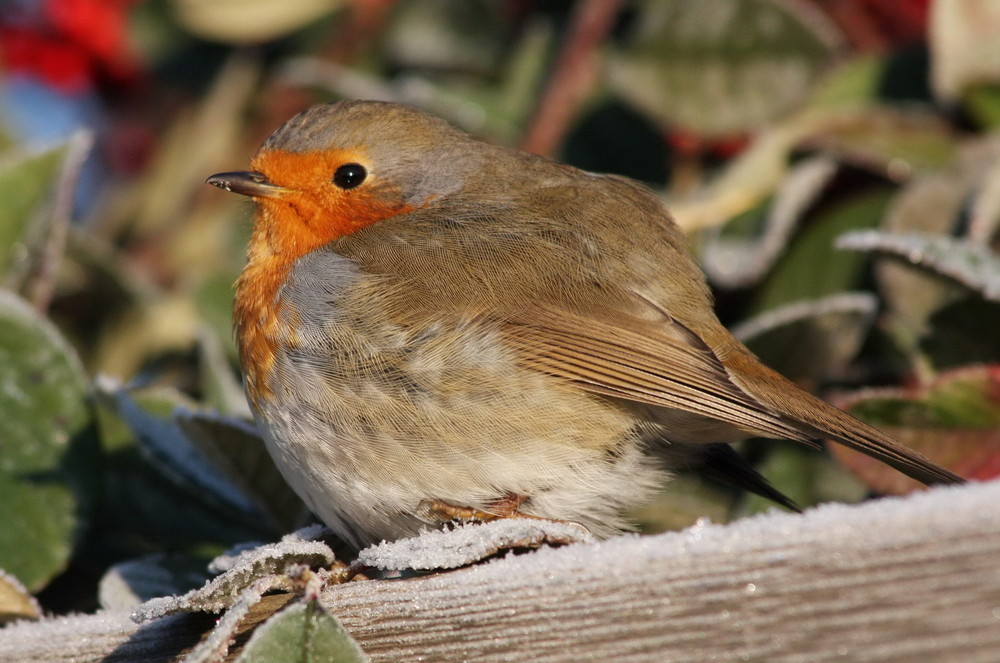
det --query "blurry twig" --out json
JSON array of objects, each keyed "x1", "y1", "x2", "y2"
[
  {"x1": 324, "y1": 0, "x2": 398, "y2": 65},
  {"x1": 811, "y1": 0, "x2": 892, "y2": 52},
  {"x1": 519, "y1": 0, "x2": 625, "y2": 157},
  {"x1": 25, "y1": 130, "x2": 93, "y2": 314}
]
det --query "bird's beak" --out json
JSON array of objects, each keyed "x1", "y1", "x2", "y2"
[{"x1": 206, "y1": 171, "x2": 288, "y2": 198}]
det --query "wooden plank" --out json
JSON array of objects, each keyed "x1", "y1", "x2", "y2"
[{"x1": 2, "y1": 480, "x2": 999, "y2": 662}]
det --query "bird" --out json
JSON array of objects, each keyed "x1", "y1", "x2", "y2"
[{"x1": 207, "y1": 100, "x2": 963, "y2": 548}]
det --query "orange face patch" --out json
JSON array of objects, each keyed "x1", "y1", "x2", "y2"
[
  {"x1": 234, "y1": 148, "x2": 413, "y2": 405},
  {"x1": 249, "y1": 148, "x2": 411, "y2": 254}
]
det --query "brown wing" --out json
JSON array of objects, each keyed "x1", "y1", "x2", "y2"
[
  {"x1": 501, "y1": 305, "x2": 812, "y2": 443},
  {"x1": 500, "y1": 303, "x2": 962, "y2": 487},
  {"x1": 336, "y1": 172, "x2": 963, "y2": 488}
]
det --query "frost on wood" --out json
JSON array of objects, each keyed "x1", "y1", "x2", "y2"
[
  {"x1": 326, "y1": 480, "x2": 1000, "y2": 663},
  {"x1": 837, "y1": 230, "x2": 1000, "y2": 301},
  {"x1": 3, "y1": 480, "x2": 1000, "y2": 663},
  {"x1": 357, "y1": 518, "x2": 595, "y2": 571}
]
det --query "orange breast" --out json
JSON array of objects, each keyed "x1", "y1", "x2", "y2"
[
  {"x1": 233, "y1": 150, "x2": 417, "y2": 406},
  {"x1": 234, "y1": 252, "x2": 295, "y2": 407}
]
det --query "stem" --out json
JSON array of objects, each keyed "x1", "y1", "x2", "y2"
[
  {"x1": 27, "y1": 130, "x2": 94, "y2": 314},
  {"x1": 519, "y1": 0, "x2": 625, "y2": 157}
]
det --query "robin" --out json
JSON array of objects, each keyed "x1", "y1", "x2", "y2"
[{"x1": 208, "y1": 100, "x2": 962, "y2": 548}]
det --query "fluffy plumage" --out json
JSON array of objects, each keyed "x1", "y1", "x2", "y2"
[{"x1": 209, "y1": 100, "x2": 962, "y2": 547}]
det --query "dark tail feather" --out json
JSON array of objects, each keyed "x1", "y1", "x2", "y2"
[{"x1": 694, "y1": 443, "x2": 801, "y2": 512}]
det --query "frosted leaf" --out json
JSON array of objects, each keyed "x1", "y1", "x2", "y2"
[
  {"x1": 732, "y1": 292, "x2": 877, "y2": 382},
  {"x1": 209, "y1": 526, "x2": 334, "y2": 574},
  {"x1": 176, "y1": 410, "x2": 311, "y2": 533},
  {"x1": 702, "y1": 156, "x2": 838, "y2": 288},
  {"x1": 99, "y1": 556, "x2": 210, "y2": 611},
  {"x1": 357, "y1": 518, "x2": 594, "y2": 571},
  {"x1": 607, "y1": 0, "x2": 842, "y2": 136},
  {"x1": 837, "y1": 230, "x2": 1000, "y2": 301},
  {"x1": 97, "y1": 384, "x2": 263, "y2": 520},
  {"x1": 132, "y1": 537, "x2": 336, "y2": 622}
]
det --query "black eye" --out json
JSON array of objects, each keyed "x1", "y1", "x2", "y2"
[{"x1": 333, "y1": 163, "x2": 367, "y2": 189}]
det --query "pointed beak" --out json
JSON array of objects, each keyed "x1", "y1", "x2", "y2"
[{"x1": 206, "y1": 171, "x2": 288, "y2": 198}]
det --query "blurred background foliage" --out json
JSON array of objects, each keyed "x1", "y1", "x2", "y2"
[{"x1": 0, "y1": 0, "x2": 999, "y2": 619}]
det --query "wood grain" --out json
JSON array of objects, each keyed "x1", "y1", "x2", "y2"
[{"x1": 2, "y1": 480, "x2": 999, "y2": 663}]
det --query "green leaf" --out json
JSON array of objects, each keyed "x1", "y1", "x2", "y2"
[
  {"x1": 91, "y1": 386, "x2": 278, "y2": 558},
  {"x1": 0, "y1": 291, "x2": 96, "y2": 592},
  {"x1": 754, "y1": 188, "x2": 894, "y2": 312},
  {"x1": 237, "y1": 599, "x2": 369, "y2": 663},
  {"x1": 848, "y1": 368, "x2": 1000, "y2": 429},
  {"x1": 808, "y1": 56, "x2": 883, "y2": 109},
  {"x1": 608, "y1": 0, "x2": 842, "y2": 136},
  {"x1": 963, "y1": 85, "x2": 1000, "y2": 129},
  {"x1": 384, "y1": 0, "x2": 507, "y2": 75},
  {"x1": 101, "y1": 388, "x2": 263, "y2": 519},
  {"x1": 803, "y1": 108, "x2": 955, "y2": 174},
  {"x1": 920, "y1": 299, "x2": 1000, "y2": 369},
  {"x1": 833, "y1": 366, "x2": 1000, "y2": 493},
  {"x1": 701, "y1": 156, "x2": 839, "y2": 288},
  {"x1": 0, "y1": 145, "x2": 65, "y2": 282},
  {"x1": 849, "y1": 137, "x2": 999, "y2": 345},
  {"x1": 176, "y1": 411, "x2": 310, "y2": 533}
]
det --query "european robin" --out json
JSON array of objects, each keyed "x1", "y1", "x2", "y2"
[{"x1": 208, "y1": 100, "x2": 962, "y2": 548}]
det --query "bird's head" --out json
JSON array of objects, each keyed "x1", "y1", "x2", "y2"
[{"x1": 208, "y1": 100, "x2": 479, "y2": 258}]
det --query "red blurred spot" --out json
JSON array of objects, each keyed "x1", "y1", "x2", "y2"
[
  {"x1": 859, "y1": 0, "x2": 929, "y2": 44},
  {"x1": 0, "y1": 0, "x2": 139, "y2": 92},
  {"x1": 666, "y1": 130, "x2": 704, "y2": 157},
  {"x1": 0, "y1": 26, "x2": 91, "y2": 94},
  {"x1": 45, "y1": 0, "x2": 138, "y2": 82}
]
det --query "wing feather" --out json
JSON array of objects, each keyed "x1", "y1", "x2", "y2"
[{"x1": 502, "y1": 307, "x2": 812, "y2": 443}]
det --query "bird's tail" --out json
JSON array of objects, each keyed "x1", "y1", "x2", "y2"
[{"x1": 724, "y1": 350, "x2": 964, "y2": 487}]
